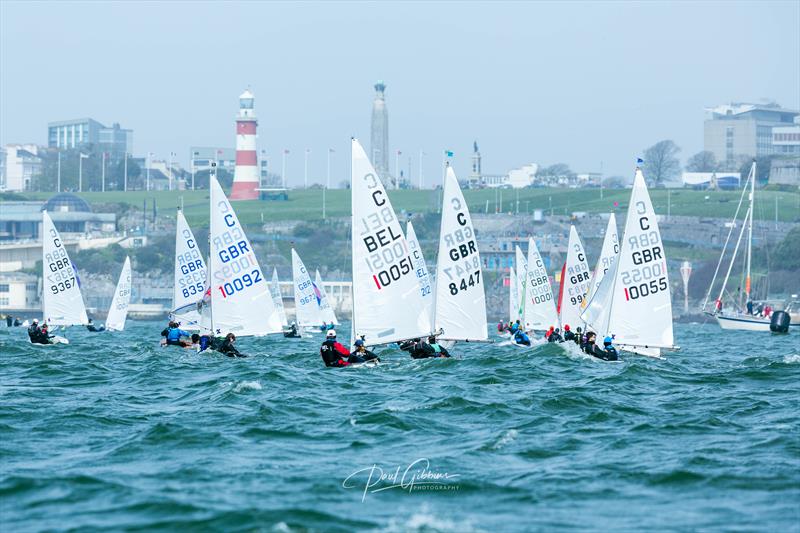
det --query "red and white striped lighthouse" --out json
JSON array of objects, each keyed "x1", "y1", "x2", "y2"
[{"x1": 230, "y1": 89, "x2": 259, "y2": 200}]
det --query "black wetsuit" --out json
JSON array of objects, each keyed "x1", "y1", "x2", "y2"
[
  {"x1": 348, "y1": 349, "x2": 380, "y2": 364},
  {"x1": 591, "y1": 344, "x2": 619, "y2": 361},
  {"x1": 410, "y1": 342, "x2": 450, "y2": 359},
  {"x1": 564, "y1": 330, "x2": 576, "y2": 342},
  {"x1": 219, "y1": 339, "x2": 245, "y2": 358},
  {"x1": 548, "y1": 332, "x2": 563, "y2": 343},
  {"x1": 283, "y1": 325, "x2": 301, "y2": 338},
  {"x1": 86, "y1": 324, "x2": 105, "y2": 332},
  {"x1": 28, "y1": 325, "x2": 52, "y2": 345},
  {"x1": 6, "y1": 316, "x2": 12, "y2": 327},
  {"x1": 320, "y1": 339, "x2": 350, "y2": 367}
]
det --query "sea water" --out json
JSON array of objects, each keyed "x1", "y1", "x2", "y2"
[{"x1": 1, "y1": 322, "x2": 798, "y2": 531}]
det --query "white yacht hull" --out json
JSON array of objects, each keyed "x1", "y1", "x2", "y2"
[{"x1": 715, "y1": 314, "x2": 772, "y2": 331}]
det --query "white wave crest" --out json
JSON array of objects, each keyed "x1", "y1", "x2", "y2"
[
  {"x1": 783, "y1": 354, "x2": 800, "y2": 364},
  {"x1": 234, "y1": 380, "x2": 262, "y2": 392},
  {"x1": 492, "y1": 428, "x2": 519, "y2": 450}
]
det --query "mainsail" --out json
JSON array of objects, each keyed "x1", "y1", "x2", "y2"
[
  {"x1": 314, "y1": 270, "x2": 339, "y2": 326},
  {"x1": 523, "y1": 237, "x2": 558, "y2": 331},
  {"x1": 351, "y1": 138, "x2": 431, "y2": 345},
  {"x1": 207, "y1": 176, "x2": 282, "y2": 336},
  {"x1": 514, "y1": 246, "x2": 527, "y2": 324},
  {"x1": 291, "y1": 249, "x2": 323, "y2": 327},
  {"x1": 433, "y1": 166, "x2": 488, "y2": 341},
  {"x1": 583, "y1": 213, "x2": 619, "y2": 307},
  {"x1": 41, "y1": 211, "x2": 88, "y2": 326},
  {"x1": 106, "y1": 256, "x2": 132, "y2": 332},
  {"x1": 508, "y1": 266, "x2": 518, "y2": 323},
  {"x1": 405, "y1": 221, "x2": 434, "y2": 328},
  {"x1": 171, "y1": 210, "x2": 207, "y2": 327},
  {"x1": 558, "y1": 225, "x2": 591, "y2": 330},
  {"x1": 582, "y1": 169, "x2": 674, "y2": 352},
  {"x1": 269, "y1": 268, "x2": 288, "y2": 327}
]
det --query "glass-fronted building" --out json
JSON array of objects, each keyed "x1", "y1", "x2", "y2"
[{"x1": 47, "y1": 118, "x2": 133, "y2": 157}]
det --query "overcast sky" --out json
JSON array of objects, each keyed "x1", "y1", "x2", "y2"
[{"x1": 1, "y1": 1, "x2": 798, "y2": 186}]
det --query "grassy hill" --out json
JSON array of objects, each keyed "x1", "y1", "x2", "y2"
[{"x1": 20, "y1": 186, "x2": 800, "y2": 228}]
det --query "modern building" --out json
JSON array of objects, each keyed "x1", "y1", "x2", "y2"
[
  {"x1": 772, "y1": 126, "x2": 800, "y2": 155},
  {"x1": 231, "y1": 89, "x2": 259, "y2": 200},
  {"x1": 370, "y1": 81, "x2": 390, "y2": 186},
  {"x1": 703, "y1": 103, "x2": 800, "y2": 169},
  {"x1": 468, "y1": 141, "x2": 482, "y2": 188},
  {"x1": 190, "y1": 147, "x2": 236, "y2": 173},
  {"x1": 47, "y1": 118, "x2": 133, "y2": 158},
  {"x1": 1, "y1": 145, "x2": 43, "y2": 192}
]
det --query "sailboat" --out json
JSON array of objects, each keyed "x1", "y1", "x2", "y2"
[
  {"x1": 702, "y1": 161, "x2": 771, "y2": 331},
  {"x1": 39, "y1": 211, "x2": 88, "y2": 343},
  {"x1": 432, "y1": 165, "x2": 488, "y2": 343},
  {"x1": 171, "y1": 210, "x2": 207, "y2": 328},
  {"x1": 514, "y1": 246, "x2": 527, "y2": 326},
  {"x1": 350, "y1": 138, "x2": 431, "y2": 345},
  {"x1": 523, "y1": 237, "x2": 558, "y2": 332},
  {"x1": 105, "y1": 256, "x2": 132, "y2": 332},
  {"x1": 314, "y1": 270, "x2": 339, "y2": 326},
  {"x1": 291, "y1": 249, "x2": 325, "y2": 330},
  {"x1": 581, "y1": 168, "x2": 675, "y2": 356},
  {"x1": 557, "y1": 225, "x2": 591, "y2": 330},
  {"x1": 405, "y1": 221, "x2": 434, "y2": 324},
  {"x1": 583, "y1": 213, "x2": 619, "y2": 308},
  {"x1": 508, "y1": 266, "x2": 518, "y2": 325},
  {"x1": 269, "y1": 268, "x2": 289, "y2": 327},
  {"x1": 202, "y1": 176, "x2": 282, "y2": 337}
]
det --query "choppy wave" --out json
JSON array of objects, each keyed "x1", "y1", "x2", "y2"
[{"x1": 1, "y1": 322, "x2": 798, "y2": 531}]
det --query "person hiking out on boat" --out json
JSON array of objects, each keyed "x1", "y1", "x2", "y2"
[
  {"x1": 514, "y1": 329, "x2": 531, "y2": 346},
  {"x1": 219, "y1": 333, "x2": 245, "y2": 358},
  {"x1": 590, "y1": 336, "x2": 619, "y2": 361},
  {"x1": 426, "y1": 336, "x2": 451, "y2": 358},
  {"x1": 563, "y1": 324, "x2": 576, "y2": 342},
  {"x1": 509, "y1": 320, "x2": 521, "y2": 334},
  {"x1": 497, "y1": 321, "x2": 505, "y2": 333},
  {"x1": 6, "y1": 315, "x2": 13, "y2": 327},
  {"x1": 320, "y1": 329, "x2": 351, "y2": 367},
  {"x1": 349, "y1": 339, "x2": 380, "y2": 364},
  {"x1": 545, "y1": 326, "x2": 554, "y2": 340},
  {"x1": 28, "y1": 319, "x2": 51, "y2": 345},
  {"x1": 162, "y1": 321, "x2": 191, "y2": 347},
  {"x1": 581, "y1": 331, "x2": 596, "y2": 353},
  {"x1": 320, "y1": 321, "x2": 328, "y2": 332},
  {"x1": 746, "y1": 300, "x2": 754, "y2": 315},
  {"x1": 548, "y1": 327, "x2": 563, "y2": 343},
  {"x1": 86, "y1": 318, "x2": 105, "y2": 333},
  {"x1": 573, "y1": 326, "x2": 583, "y2": 345}
]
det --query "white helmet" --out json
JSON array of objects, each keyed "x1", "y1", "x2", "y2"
[{"x1": 326, "y1": 329, "x2": 337, "y2": 338}]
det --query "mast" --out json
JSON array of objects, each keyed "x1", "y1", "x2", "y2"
[{"x1": 745, "y1": 160, "x2": 755, "y2": 303}]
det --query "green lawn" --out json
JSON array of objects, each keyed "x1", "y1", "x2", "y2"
[{"x1": 21, "y1": 186, "x2": 800, "y2": 228}]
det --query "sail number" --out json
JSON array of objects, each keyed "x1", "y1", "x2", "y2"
[
  {"x1": 448, "y1": 270, "x2": 481, "y2": 295},
  {"x1": 217, "y1": 269, "x2": 263, "y2": 298}
]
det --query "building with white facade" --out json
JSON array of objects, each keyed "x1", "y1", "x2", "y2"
[
  {"x1": 1, "y1": 145, "x2": 43, "y2": 192},
  {"x1": 48, "y1": 118, "x2": 133, "y2": 158},
  {"x1": 0, "y1": 272, "x2": 39, "y2": 311}
]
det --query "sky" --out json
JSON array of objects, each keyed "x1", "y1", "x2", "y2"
[{"x1": 1, "y1": 1, "x2": 798, "y2": 187}]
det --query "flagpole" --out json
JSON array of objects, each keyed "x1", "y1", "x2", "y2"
[
  {"x1": 78, "y1": 153, "x2": 83, "y2": 192},
  {"x1": 281, "y1": 150, "x2": 287, "y2": 189},
  {"x1": 101, "y1": 152, "x2": 106, "y2": 192},
  {"x1": 419, "y1": 150, "x2": 424, "y2": 189},
  {"x1": 326, "y1": 148, "x2": 331, "y2": 189},
  {"x1": 57, "y1": 150, "x2": 61, "y2": 192},
  {"x1": 124, "y1": 152, "x2": 128, "y2": 192}
]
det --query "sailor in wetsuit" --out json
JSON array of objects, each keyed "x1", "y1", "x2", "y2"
[
  {"x1": 563, "y1": 324, "x2": 576, "y2": 342},
  {"x1": 590, "y1": 336, "x2": 619, "y2": 361},
  {"x1": 348, "y1": 339, "x2": 380, "y2": 364},
  {"x1": 320, "y1": 329, "x2": 351, "y2": 367},
  {"x1": 284, "y1": 322, "x2": 300, "y2": 338},
  {"x1": 162, "y1": 321, "x2": 191, "y2": 347},
  {"x1": 86, "y1": 318, "x2": 105, "y2": 332},
  {"x1": 548, "y1": 327, "x2": 563, "y2": 343},
  {"x1": 408, "y1": 336, "x2": 451, "y2": 359},
  {"x1": 218, "y1": 333, "x2": 246, "y2": 358},
  {"x1": 27, "y1": 319, "x2": 52, "y2": 345},
  {"x1": 513, "y1": 329, "x2": 531, "y2": 346}
]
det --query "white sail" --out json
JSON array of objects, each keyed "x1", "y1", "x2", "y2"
[
  {"x1": 292, "y1": 249, "x2": 324, "y2": 327},
  {"x1": 171, "y1": 210, "x2": 207, "y2": 327},
  {"x1": 41, "y1": 211, "x2": 88, "y2": 326},
  {"x1": 208, "y1": 176, "x2": 282, "y2": 336},
  {"x1": 593, "y1": 169, "x2": 674, "y2": 349},
  {"x1": 405, "y1": 221, "x2": 434, "y2": 328},
  {"x1": 270, "y1": 268, "x2": 288, "y2": 327},
  {"x1": 558, "y1": 225, "x2": 591, "y2": 330},
  {"x1": 523, "y1": 237, "x2": 558, "y2": 331},
  {"x1": 105, "y1": 256, "x2": 132, "y2": 331},
  {"x1": 584, "y1": 213, "x2": 619, "y2": 307},
  {"x1": 314, "y1": 269, "x2": 339, "y2": 325},
  {"x1": 433, "y1": 166, "x2": 488, "y2": 341},
  {"x1": 515, "y1": 246, "x2": 527, "y2": 324},
  {"x1": 581, "y1": 255, "x2": 618, "y2": 335},
  {"x1": 351, "y1": 138, "x2": 431, "y2": 345},
  {"x1": 508, "y1": 266, "x2": 518, "y2": 322}
]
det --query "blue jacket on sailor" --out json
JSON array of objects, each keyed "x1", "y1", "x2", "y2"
[{"x1": 167, "y1": 327, "x2": 189, "y2": 342}]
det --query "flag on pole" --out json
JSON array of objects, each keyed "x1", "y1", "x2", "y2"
[
  {"x1": 80, "y1": 153, "x2": 89, "y2": 159},
  {"x1": 444, "y1": 150, "x2": 454, "y2": 157},
  {"x1": 329, "y1": 148, "x2": 335, "y2": 153},
  {"x1": 284, "y1": 149, "x2": 290, "y2": 154},
  {"x1": 637, "y1": 158, "x2": 644, "y2": 164}
]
